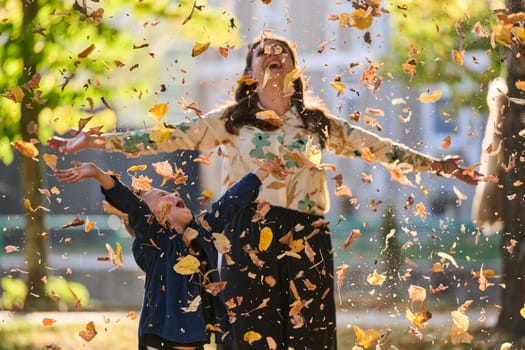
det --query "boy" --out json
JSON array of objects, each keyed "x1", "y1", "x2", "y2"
[{"x1": 54, "y1": 160, "x2": 278, "y2": 350}]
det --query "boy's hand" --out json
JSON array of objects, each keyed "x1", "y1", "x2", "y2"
[{"x1": 54, "y1": 161, "x2": 101, "y2": 184}]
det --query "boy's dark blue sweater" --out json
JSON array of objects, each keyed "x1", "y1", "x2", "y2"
[{"x1": 101, "y1": 172, "x2": 261, "y2": 345}]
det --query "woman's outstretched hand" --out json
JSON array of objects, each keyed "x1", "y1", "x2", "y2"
[
  {"x1": 431, "y1": 156, "x2": 484, "y2": 185},
  {"x1": 47, "y1": 130, "x2": 97, "y2": 154}
]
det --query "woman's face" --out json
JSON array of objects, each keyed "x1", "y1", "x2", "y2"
[{"x1": 248, "y1": 40, "x2": 295, "y2": 91}]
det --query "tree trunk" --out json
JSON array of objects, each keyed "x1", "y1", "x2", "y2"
[
  {"x1": 496, "y1": 0, "x2": 525, "y2": 339},
  {"x1": 19, "y1": 0, "x2": 53, "y2": 311}
]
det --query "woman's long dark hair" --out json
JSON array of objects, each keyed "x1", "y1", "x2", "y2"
[{"x1": 222, "y1": 34, "x2": 330, "y2": 148}]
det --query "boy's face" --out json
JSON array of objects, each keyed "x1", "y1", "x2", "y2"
[{"x1": 141, "y1": 189, "x2": 192, "y2": 229}]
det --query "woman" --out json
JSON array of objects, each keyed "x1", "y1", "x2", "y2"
[{"x1": 48, "y1": 33, "x2": 482, "y2": 349}]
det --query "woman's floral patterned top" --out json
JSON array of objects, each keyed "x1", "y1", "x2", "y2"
[{"x1": 106, "y1": 107, "x2": 437, "y2": 216}]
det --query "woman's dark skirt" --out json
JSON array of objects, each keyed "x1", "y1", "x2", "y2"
[{"x1": 221, "y1": 204, "x2": 337, "y2": 350}]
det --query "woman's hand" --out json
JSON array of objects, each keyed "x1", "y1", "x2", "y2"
[
  {"x1": 47, "y1": 130, "x2": 101, "y2": 154},
  {"x1": 431, "y1": 156, "x2": 484, "y2": 185}
]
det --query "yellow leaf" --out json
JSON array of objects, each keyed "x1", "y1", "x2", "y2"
[
  {"x1": 520, "y1": 304, "x2": 525, "y2": 319},
  {"x1": 149, "y1": 123, "x2": 174, "y2": 144},
  {"x1": 148, "y1": 103, "x2": 169, "y2": 122},
  {"x1": 352, "y1": 325, "x2": 381, "y2": 348},
  {"x1": 330, "y1": 81, "x2": 346, "y2": 96},
  {"x1": 127, "y1": 164, "x2": 148, "y2": 172},
  {"x1": 201, "y1": 189, "x2": 214, "y2": 198},
  {"x1": 5, "y1": 86, "x2": 25, "y2": 103},
  {"x1": 418, "y1": 90, "x2": 442, "y2": 103},
  {"x1": 259, "y1": 227, "x2": 273, "y2": 252},
  {"x1": 283, "y1": 67, "x2": 300, "y2": 96},
  {"x1": 192, "y1": 42, "x2": 210, "y2": 57},
  {"x1": 173, "y1": 255, "x2": 201, "y2": 275},
  {"x1": 350, "y1": 8, "x2": 374, "y2": 30},
  {"x1": 24, "y1": 198, "x2": 34, "y2": 213},
  {"x1": 243, "y1": 330, "x2": 262, "y2": 345},
  {"x1": 453, "y1": 49, "x2": 464, "y2": 65},
  {"x1": 236, "y1": 75, "x2": 257, "y2": 85}
]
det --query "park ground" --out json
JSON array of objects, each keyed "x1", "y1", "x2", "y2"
[{"x1": 0, "y1": 308, "x2": 505, "y2": 350}]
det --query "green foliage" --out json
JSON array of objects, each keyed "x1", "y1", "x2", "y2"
[
  {"x1": 384, "y1": 0, "x2": 503, "y2": 113},
  {"x1": 44, "y1": 276, "x2": 90, "y2": 311},
  {"x1": 0, "y1": 277, "x2": 28, "y2": 310},
  {"x1": 0, "y1": 0, "x2": 241, "y2": 164}
]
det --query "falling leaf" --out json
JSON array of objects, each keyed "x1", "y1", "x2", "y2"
[
  {"x1": 244, "y1": 330, "x2": 263, "y2": 345},
  {"x1": 42, "y1": 318, "x2": 56, "y2": 327},
  {"x1": 4, "y1": 245, "x2": 19, "y2": 253},
  {"x1": 450, "y1": 310, "x2": 473, "y2": 344},
  {"x1": 353, "y1": 325, "x2": 381, "y2": 348},
  {"x1": 406, "y1": 308, "x2": 432, "y2": 329},
  {"x1": 408, "y1": 285, "x2": 427, "y2": 303},
  {"x1": 77, "y1": 44, "x2": 96, "y2": 59},
  {"x1": 192, "y1": 41, "x2": 210, "y2": 57},
  {"x1": 2, "y1": 85, "x2": 25, "y2": 103},
  {"x1": 62, "y1": 216, "x2": 85, "y2": 229},
  {"x1": 148, "y1": 103, "x2": 169, "y2": 122},
  {"x1": 173, "y1": 255, "x2": 201, "y2": 275},
  {"x1": 342, "y1": 229, "x2": 361, "y2": 249},
  {"x1": 516, "y1": 80, "x2": 525, "y2": 91},
  {"x1": 255, "y1": 110, "x2": 283, "y2": 127},
  {"x1": 181, "y1": 295, "x2": 202, "y2": 313},
  {"x1": 12, "y1": 140, "x2": 39, "y2": 158},
  {"x1": 131, "y1": 175, "x2": 152, "y2": 191},
  {"x1": 441, "y1": 135, "x2": 451, "y2": 149},
  {"x1": 42, "y1": 153, "x2": 58, "y2": 171},
  {"x1": 205, "y1": 281, "x2": 227, "y2": 296},
  {"x1": 127, "y1": 311, "x2": 137, "y2": 320},
  {"x1": 84, "y1": 217, "x2": 96, "y2": 232},
  {"x1": 149, "y1": 123, "x2": 174, "y2": 144},
  {"x1": 367, "y1": 270, "x2": 386, "y2": 286},
  {"x1": 453, "y1": 49, "x2": 464, "y2": 65},
  {"x1": 259, "y1": 227, "x2": 273, "y2": 252},
  {"x1": 236, "y1": 75, "x2": 257, "y2": 85},
  {"x1": 520, "y1": 304, "x2": 525, "y2": 319},
  {"x1": 349, "y1": 8, "x2": 374, "y2": 30},
  {"x1": 418, "y1": 90, "x2": 442, "y2": 103},
  {"x1": 282, "y1": 67, "x2": 300, "y2": 96},
  {"x1": 127, "y1": 164, "x2": 147, "y2": 173},
  {"x1": 330, "y1": 81, "x2": 346, "y2": 96},
  {"x1": 335, "y1": 185, "x2": 352, "y2": 197},
  {"x1": 78, "y1": 321, "x2": 97, "y2": 342},
  {"x1": 106, "y1": 242, "x2": 123, "y2": 270},
  {"x1": 437, "y1": 251, "x2": 459, "y2": 268}
]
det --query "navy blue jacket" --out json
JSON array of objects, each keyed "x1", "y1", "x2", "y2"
[{"x1": 101, "y1": 173, "x2": 261, "y2": 345}]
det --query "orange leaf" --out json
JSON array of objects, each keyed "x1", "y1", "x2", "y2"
[
  {"x1": 12, "y1": 140, "x2": 39, "y2": 158},
  {"x1": 148, "y1": 103, "x2": 169, "y2": 122},
  {"x1": 78, "y1": 321, "x2": 97, "y2": 342},
  {"x1": 243, "y1": 330, "x2": 263, "y2": 345},
  {"x1": 78, "y1": 44, "x2": 96, "y2": 59},
  {"x1": 418, "y1": 90, "x2": 442, "y2": 103},
  {"x1": 42, "y1": 317, "x2": 56, "y2": 327}
]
